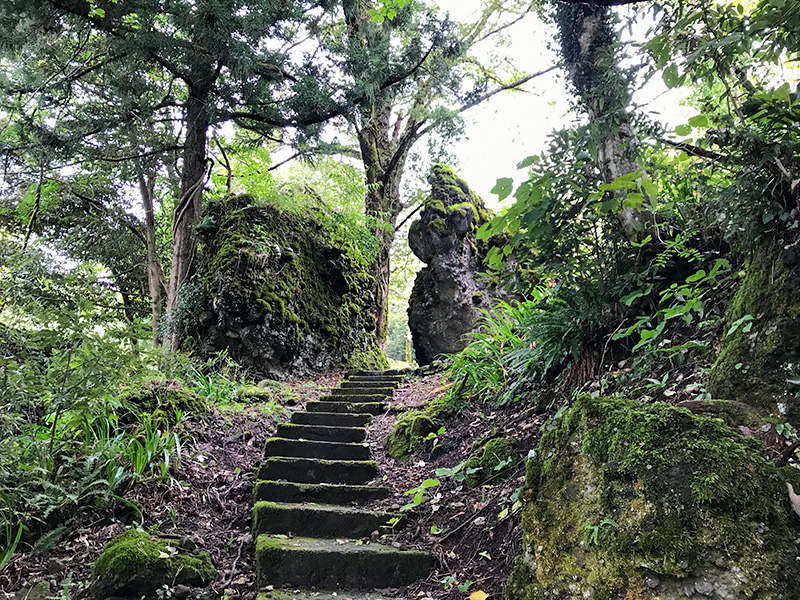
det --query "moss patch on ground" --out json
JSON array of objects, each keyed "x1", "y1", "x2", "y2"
[
  {"x1": 463, "y1": 437, "x2": 520, "y2": 486},
  {"x1": 119, "y1": 380, "x2": 207, "y2": 426},
  {"x1": 507, "y1": 394, "x2": 800, "y2": 600},
  {"x1": 90, "y1": 529, "x2": 215, "y2": 599},
  {"x1": 387, "y1": 396, "x2": 459, "y2": 460}
]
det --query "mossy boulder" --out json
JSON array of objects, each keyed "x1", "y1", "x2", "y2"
[
  {"x1": 507, "y1": 395, "x2": 800, "y2": 600},
  {"x1": 709, "y1": 235, "x2": 800, "y2": 425},
  {"x1": 191, "y1": 196, "x2": 387, "y2": 379},
  {"x1": 387, "y1": 396, "x2": 455, "y2": 460},
  {"x1": 407, "y1": 165, "x2": 515, "y2": 365},
  {"x1": 90, "y1": 529, "x2": 215, "y2": 599},
  {"x1": 463, "y1": 437, "x2": 519, "y2": 486},
  {"x1": 119, "y1": 380, "x2": 207, "y2": 426}
]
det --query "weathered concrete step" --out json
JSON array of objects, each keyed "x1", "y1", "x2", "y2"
[
  {"x1": 347, "y1": 375, "x2": 403, "y2": 383},
  {"x1": 258, "y1": 590, "x2": 398, "y2": 600},
  {"x1": 253, "y1": 501, "x2": 401, "y2": 538},
  {"x1": 330, "y1": 388, "x2": 394, "y2": 397},
  {"x1": 256, "y1": 535, "x2": 432, "y2": 588},
  {"x1": 307, "y1": 401, "x2": 388, "y2": 415},
  {"x1": 347, "y1": 369, "x2": 410, "y2": 377},
  {"x1": 291, "y1": 411, "x2": 372, "y2": 427},
  {"x1": 264, "y1": 438, "x2": 370, "y2": 461},
  {"x1": 322, "y1": 393, "x2": 390, "y2": 402},
  {"x1": 276, "y1": 423, "x2": 366, "y2": 443},
  {"x1": 258, "y1": 457, "x2": 378, "y2": 485},
  {"x1": 341, "y1": 380, "x2": 399, "y2": 389},
  {"x1": 253, "y1": 480, "x2": 389, "y2": 505}
]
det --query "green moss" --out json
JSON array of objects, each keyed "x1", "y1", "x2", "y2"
[
  {"x1": 91, "y1": 529, "x2": 215, "y2": 599},
  {"x1": 426, "y1": 164, "x2": 492, "y2": 228},
  {"x1": 508, "y1": 394, "x2": 800, "y2": 600},
  {"x1": 709, "y1": 236, "x2": 800, "y2": 423},
  {"x1": 387, "y1": 395, "x2": 456, "y2": 460},
  {"x1": 120, "y1": 380, "x2": 207, "y2": 426},
  {"x1": 345, "y1": 346, "x2": 390, "y2": 371},
  {"x1": 463, "y1": 437, "x2": 519, "y2": 486}
]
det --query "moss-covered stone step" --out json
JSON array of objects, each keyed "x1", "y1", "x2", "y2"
[
  {"x1": 263, "y1": 438, "x2": 370, "y2": 461},
  {"x1": 253, "y1": 480, "x2": 389, "y2": 505},
  {"x1": 347, "y1": 375, "x2": 404, "y2": 383},
  {"x1": 258, "y1": 591, "x2": 396, "y2": 600},
  {"x1": 276, "y1": 423, "x2": 366, "y2": 443},
  {"x1": 330, "y1": 388, "x2": 394, "y2": 398},
  {"x1": 291, "y1": 411, "x2": 372, "y2": 427},
  {"x1": 307, "y1": 401, "x2": 388, "y2": 415},
  {"x1": 258, "y1": 457, "x2": 379, "y2": 485},
  {"x1": 341, "y1": 380, "x2": 400, "y2": 389},
  {"x1": 347, "y1": 369, "x2": 410, "y2": 377},
  {"x1": 322, "y1": 393, "x2": 390, "y2": 402},
  {"x1": 253, "y1": 501, "x2": 401, "y2": 538},
  {"x1": 256, "y1": 535, "x2": 432, "y2": 588}
]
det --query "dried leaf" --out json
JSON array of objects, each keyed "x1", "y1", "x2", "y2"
[
  {"x1": 158, "y1": 551, "x2": 170, "y2": 559},
  {"x1": 470, "y1": 591, "x2": 489, "y2": 600}
]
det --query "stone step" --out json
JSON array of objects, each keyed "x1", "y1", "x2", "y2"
[
  {"x1": 256, "y1": 535, "x2": 432, "y2": 588},
  {"x1": 347, "y1": 369, "x2": 410, "y2": 377},
  {"x1": 307, "y1": 401, "x2": 388, "y2": 415},
  {"x1": 347, "y1": 374, "x2": 404, "y2": 382},
  {"x1": 258, "y1": 457, "x2": 378, "y2": 485},
  {"x1": 253, "y1": 501, "x2": 401, "y2": 538},
  {"x1": 321, "y1": 393, "x2": 390, "y2": 402},
  {"x1": 276, "y1": 423, "x2": 366, "y2": 443},
  {"x1": 253, "y1": 480, "x2": 389, "y2": 505},
  {"x1": 263, "y1": 438, "x2": 370, "y2": 461},
  {"x1": 330, "y1": 387, "x2": 394, "y2": 398},
  {"x1": 258, "y1": 590, "x2": 397, "y2": 600},
  {"x1": 291, "y1": 411, "x2": 372, "y2": 427},
  {"x1": 341, "y1": 380, "x2": 399, "y2": 389}
]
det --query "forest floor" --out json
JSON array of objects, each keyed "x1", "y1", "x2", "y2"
[{"x1": 3, "y1": 370, "x2": 540, "y2": 600}]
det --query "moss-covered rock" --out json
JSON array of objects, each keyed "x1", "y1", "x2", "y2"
[
  {"x1": 709, "y1": 235, "x2": 800, "y2": 425},
  {"x1": 90, "y1": 529, "x2": 215, "y2": 599},
  {"x1": 407, "y1": 165, "x2": 515, "y2": 365},
  {"x1": 463, "y1": 437, "x2": 519, "y2": 486},
  {"x1": 387, "y1": 396, "x2": 455, "y2": 460},
  {"x1": 507, "y1": 395, "x2": 800, "y2": 600},
  {"x1": 120, "y1": 380, "x2": 207, "y2": 426},
  {"x1": 191, "y1": 196, "x2": 386, "y2": 379}
]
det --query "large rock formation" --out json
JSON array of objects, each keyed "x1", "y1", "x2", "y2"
[
  {"x1": 507, "y1": 395, "x2": 800, "y2": 600},
  {"x1": 188, "y1": 195, "x2": 387, "y2": 379},
  {"x1": 407, "y1": 164, "x2": 508, "y2": 365}
]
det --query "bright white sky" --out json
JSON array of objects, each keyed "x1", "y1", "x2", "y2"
[{"x1": 431, "y1": 0, "x2": 694, "y2": 207}]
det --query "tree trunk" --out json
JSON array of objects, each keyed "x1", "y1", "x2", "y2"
[
  {"x1": 135, "y1": 167, "x2": 167, "y2": 345},
  {"x1": 556, "y1": 2, "x2": 650, "y2": 240},
  {"x1": 165, "y1": 85, "x2": 210, "y2": 351}
]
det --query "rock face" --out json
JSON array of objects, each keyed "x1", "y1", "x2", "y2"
[
  {"x1": 190, "y1": 195, "x2": 387, "y2": 379},
  {"x1": 506, "y1": 395, "x2": 800, "y2": 600},
  {"x1": 407, "y1": 165, "x2": 508, "y2": 365}
]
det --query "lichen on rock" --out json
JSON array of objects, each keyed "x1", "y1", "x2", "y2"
[
  {"x1": 507, "y1": 394, "x2": 800, "y2": 600},
  {"x1": 90, "y1": 529, "x2": 215, "y2": 599},
  {"x1": 190, "y1": 195, "x2": 387, "y2": 379},
  {"x1": 407, "y1": 165, "x2": 513, "y2": 365}
]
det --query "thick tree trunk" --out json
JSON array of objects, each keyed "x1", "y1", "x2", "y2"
[
  {"x1": 165, "y1": 86, "x2": 210, "y2": 351},
  {"x1": 556, "y1": 2, "x2": 650, "y2": 240}
]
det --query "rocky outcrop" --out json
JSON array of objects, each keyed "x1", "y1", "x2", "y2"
[
  {"x1": 189, "y1": 195, "x2": 387, "y2": 379},
  {"x1": 407, "y1": 165, "x2": 509, "y2": 365},
  {"x1": 507, "y1": 394, "x2": 800, "y2": 600}
]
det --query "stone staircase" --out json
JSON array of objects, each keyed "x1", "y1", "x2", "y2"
[{"x1": 253, "y1": 370, "x2": 432, "y2": 597}]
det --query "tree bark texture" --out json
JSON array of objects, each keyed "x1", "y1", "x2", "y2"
[
  {"x1": 556, "y1": 2, "x2": 650, "y2": 240},
  {"x1": 166, "y1": 85, "x2": 211, "y2": 350},
  {"x1": 135, "y1": 167, "x2": 167, "y2": 345}
]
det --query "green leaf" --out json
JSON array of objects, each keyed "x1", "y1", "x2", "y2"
[
  {"x1": 688, "y1": 115, "x2": 710, "y2": 128},
  {"x1": 663, "y1": 65, "x2": 680, "y2": 88},
  {"x1": 491, "y1": 178, "x2": 514, "y2": 201},
  {"x1": 516, "y1": 156, "x2": 536, "y2": 169},
  {"x1": 674, "y1": 124, "x2": 692, "y2": 136}
]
